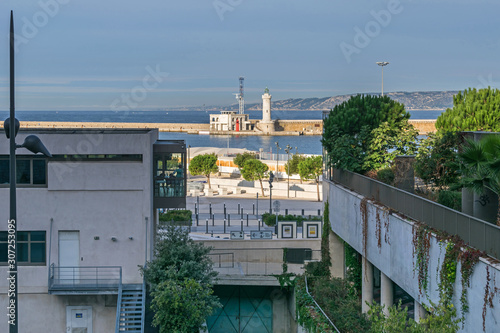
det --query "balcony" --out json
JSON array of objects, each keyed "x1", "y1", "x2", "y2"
[{"x1": 48, "y1": 264, "x2": 122, "y2": 295}]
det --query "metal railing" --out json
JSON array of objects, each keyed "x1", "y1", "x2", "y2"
[
  {"x1": 208, "y1": 248, "x2": 321, "y2": 276},
  {"x1": 49, "y1": 264, "x2": 122, "y2": 292},
  {"x1": 329, "y1": 168, "x2": 500, "y2": 259},
  {"x1": 304, "y1": 275, "x2": 341, "y2": 333}
]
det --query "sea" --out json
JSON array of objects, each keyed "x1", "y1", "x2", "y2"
[{"x1": 0, "y1": 109, "x2": 443, "y2": 155}]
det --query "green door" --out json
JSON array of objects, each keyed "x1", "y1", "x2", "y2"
[{"x1": 207, "y1": 286, "x2": 273, "y2": 333}]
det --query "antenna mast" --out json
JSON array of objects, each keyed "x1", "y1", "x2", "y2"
[{"x1": 238, "y1": 76, "x2": 244, "y2": 114}]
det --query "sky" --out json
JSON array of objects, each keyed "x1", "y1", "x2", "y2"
[{"x1": 0, "y1": 0, "x2": 499, "y2": 111}]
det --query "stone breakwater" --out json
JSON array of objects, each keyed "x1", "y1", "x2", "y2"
[{"x1": 2, "y1": 119, "x2": 436, "y2": 135}]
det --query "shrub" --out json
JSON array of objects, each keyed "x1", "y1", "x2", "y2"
[
  {"x1": 437, "y1": 190, "x2": 462, "y2": 211},
  {"x1": 377, "y1": 168, "x2": 395, "y2": 185},
  {"x1": 160, "y1": 210, "x2": 192, "y2": 222}
]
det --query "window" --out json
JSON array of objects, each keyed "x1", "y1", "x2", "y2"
[
  {"x1": 51, "y1": 154, "x2": 142, "y2": 162},
  {"x1": 154, "y1": 153, "x2": 185, "y2": 198},
  {"x1": 0, "y1": 156, "x2": 47, "y2": 186},
  {"x1": 0, "y1": 231, "x2": 46, "y2": 265}
]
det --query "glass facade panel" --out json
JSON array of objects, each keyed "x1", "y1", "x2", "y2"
[
  {"x1": 30, "y1": 243, "x2": 46, "y2": 263},
  {"x1": 32, "y1": 159, "x2": 47, "y2": 185},
  {"x1": 18, "y1": 243, "x2": 29, "y2": 262},
  {"x1": 154, "y1": 153, "x2": 186, "y2": 198},
  {"x1": 17, "y1": 232, "x2": 28, "y2": 241},
  {"x1": 16, "y1": 160, "x2": 30, "y2": 184},
  {"x1": 0, "y1": 160, "x2": 8, "y2": 184}
]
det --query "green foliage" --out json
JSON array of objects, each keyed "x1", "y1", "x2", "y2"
[
  {"x1": 412, "y1": 223, "x2": 431, "y2": 296},
  {"x1": 322, "y1": 94, "x2": 418, "y2": 173},
  {"x1": 458, "y1": 134, "x2": 500, "y2": 224},
  {"x1": 285, "y1": 153, "x2": 306, "y2": 181},
  {"x1": 414, "y1": 132, "x2": 462, "y2": 188},
  {"x1": 233, "y1": 152, "x2": 256, "y2": 169},
  {"x1": 345, "y1": 243, "x2": 362, "y2": 296},
  {"x1": 142, "y1": 225, "x2": 220, "y2": 332},
  {"x1": 261, "y1": 213, "x2": 321, "y2": 227},
  {"x1": 296, "y1": 276, "x2": 371, "y2": 333},
  {"x1": 376, "y1": 168, "x2": 395, "y2": 185},
  {"x1": 159, "y1": 210, "x2": 192, "y2": 223},
  {"x1": 150, "y1": 278, "x2": 220, "y2": 333},
  {"x1": 437, "y1": 190, "x2": 462, "y2": 211},
  {"x1": 240, "y1": 159, "x2": 269, "y2": 196},
  {"x1": 189, "y1": 153, "x2": 218, "y2": 189},
  {"x1": 436, "y1": 87, "x2": 500, "y2": 133},
  {"x1": 298, "y1": 156, "x2": 323, "y2": 201},
  {"x1": 368, "y1": 300, "x2": 460, "y2": 333},
  {"x1": 438, "y1": 242, "x2": 458, "y2": 305}
]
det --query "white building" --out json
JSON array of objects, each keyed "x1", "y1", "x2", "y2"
[
  {"x1": 0, "y1": 128, "x2": 186, "y2": 332},
  {"x1": 209, "y1": 111, "x2": 252, "y2": 132},
  {"x1": 257, "y1": 87, "x2": 275, "y2": 134}
]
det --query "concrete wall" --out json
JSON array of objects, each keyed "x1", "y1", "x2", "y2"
[{"x1": 324, "y1": 179, "x2": 500, "y2": 332}]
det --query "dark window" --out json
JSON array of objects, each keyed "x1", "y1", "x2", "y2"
[
  {"x1": 50, "y1": 154, "x2": 142, "y2": 162},
  {"x1": 0, "y1": 231, "x2": 46, "y2": 265},
  {"x1": 0, "y1": 156, "x2": 47, "y2": 186}
]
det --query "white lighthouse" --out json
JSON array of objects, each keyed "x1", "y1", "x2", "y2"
[
  {"x1": 262, "y1": 87, "x2": 272, "y2": 122},
  {"x1": 258, "y1": 87, "x2": 275, "y2": 133}
]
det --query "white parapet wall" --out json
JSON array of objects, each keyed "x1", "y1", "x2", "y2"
[{"x1": 324, "y1": 179, "x2": 500, "y2": 332}]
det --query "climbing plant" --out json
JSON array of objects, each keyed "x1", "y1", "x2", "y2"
[{"x1": 412, "y1": 223, "x2": 432, "y2": 296}]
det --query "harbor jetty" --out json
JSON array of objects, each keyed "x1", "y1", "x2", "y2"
[{"x1": 7, "y1": 119, "x2": 436, "y2": 135}]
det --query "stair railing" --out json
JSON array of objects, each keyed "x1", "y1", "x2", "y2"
[
  {"x1": 141, "y1": 264, "x2": 147, "y2": 333},
  {"x1": 114, "y1": 268, "x2": 123, "y2": 333}
]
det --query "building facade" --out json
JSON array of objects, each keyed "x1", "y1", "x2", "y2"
[{"x1": 0, "y1": 129, "x2": 186, "y2": 332}]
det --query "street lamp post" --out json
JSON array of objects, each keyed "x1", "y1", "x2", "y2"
[
  {"x1": 376, "y1": 62, "x2": 389, "y2": 96},
  {"x1": 187, "y1": 144, "x2": 191, "y2": 180},
  {"x1": 274, "y1": 141, "x2": 280, "y2": 181},
  {"x1": 5, "y1": 12, "x2": 52, "y2": 333},
  {"x1": 268, "y1": 171, "x2": 274, "y2": 214},
  {"x1": 285, "y1": 145, "x2": 291, "y2": 198}
]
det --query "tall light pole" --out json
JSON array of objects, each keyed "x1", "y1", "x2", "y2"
[
  {"x1": 285, "y1": 145, "x2": 292, "y2": 198},
  {"x1": 268, "y1": 171, "x2": 274, "y2": 214},
  {"x1": 4, "y1": 12, "x2": 52, "y2": 333},
  {"x1": 376, "y1": 62, "x2": 389, "y2": 96},
  {"x1": 275, "y1": 141, "x2": 280, "y2": 182}
]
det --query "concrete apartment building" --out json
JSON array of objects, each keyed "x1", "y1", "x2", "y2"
[{"x1": 0, "y1": 128, "x2": 186, "y2": 332}]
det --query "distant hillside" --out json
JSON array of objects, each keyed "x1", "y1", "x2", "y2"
[{"x1": 168, "y1": 91, "x2": 458, "y2": 111}]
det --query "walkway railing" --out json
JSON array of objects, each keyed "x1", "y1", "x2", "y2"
[
  {"x1": 208, "y1": 248, "x2": 321, "y2": 276},
  {"x1": 49, "y1": 264, "x2": 122, "y2": 292},
  {"x1": 329, "y1": 168, "x2": 500, "y2": 259}
]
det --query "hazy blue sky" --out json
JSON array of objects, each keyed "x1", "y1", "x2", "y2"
[{"x1": 0, "y1": 0, "x2": 498, "y2": 111}]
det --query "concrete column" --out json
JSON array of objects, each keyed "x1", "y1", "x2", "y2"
[
  {"x1": 414, "y1": 300, "x2": 427, "y2": 323},
  {"x1": 329, "y1": 231, "x2": 345, "y2": 278},
  {"x1": 361, "y1": 256, "x2": 373, "y2": 313},
  {"x1": 380, "y1": 272, "x2": 393, "y2": 316}
]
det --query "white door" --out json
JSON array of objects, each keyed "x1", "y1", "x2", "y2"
[
  {"x1": 66, "y1": 306, "x2": 92, "y2": 333},
  {"x1": 59, "y1": 231, "x2": 80, "y2": 283}
]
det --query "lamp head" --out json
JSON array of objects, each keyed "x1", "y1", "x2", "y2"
[
  {"x1": 3, "y1": 117, "x2": 20, "y2": 139},
  {"x1": 376, "y1": 61, "x2": 389, "y2": 67},
  {"x1": 20, "y1": 135, "x2": 52, "y2": 157}
]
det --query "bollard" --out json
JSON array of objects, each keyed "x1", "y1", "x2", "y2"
[
  {"x1": 285, "y1": 208, "x2": 288, "y2": 215},
  {"x1": 224, "y1": 203, "x2": 227, "y2": 218},
  {"x1": 211, "y1": 231, "x2": 213, "y2": 238},
  {"x1": 224, "y1": 219, "x2": 227, "y2": 234},
  {"x1": 258, "y1": 219, "x2": 261, "y2": 231},
  {"x1": 228, "y1": 214, "x2": 231, "y2": 226},
  {"x1": 212, "y1": 214, "x2": 215, "y2": 226},
  {"x1": 301, "y1": 209, "x2": 305, "y2": 216},
  {"x1": 241, "y1": 208, "x2": 244, "y2": 219},
  {"x1": 253, "y1": 204, "x2": 255, "y2": 215},
  {"x1": 196, "y1": 213, "x2": 199, "y2": 226},
  {"x1": 209, "y1": 203, "x2": 212, "y2": 216},
  {"x1": 318, "y1": 209, "x2": 321, "y2": 216},
  {"x1": 241, "y1": 219, "x2": 243, "y2": 232},
  {"x1": 246, "y1": 214, "x2": 249, "y2": 226},
  {"x1": 195, "y1": 203, "x2": 197, "y2": 215},
  {"x1": 205, "y1": 219, "x2": 208, "y2": 234},
  {"x1": 238, "y1": 203, "x2": 241, "y2": 214}
]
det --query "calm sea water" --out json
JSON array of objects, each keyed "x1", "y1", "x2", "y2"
[{"x1": 0, "y1": 109, "x2": 443, "y2": 155}]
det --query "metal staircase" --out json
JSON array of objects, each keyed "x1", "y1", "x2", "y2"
[{"x1": 115, "y1": 283, "x2": 146, "y2": 332}]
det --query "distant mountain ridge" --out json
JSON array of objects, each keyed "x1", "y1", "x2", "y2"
[{"x1": 167, "y1": 91, "x2": 458, "y2": 111}]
